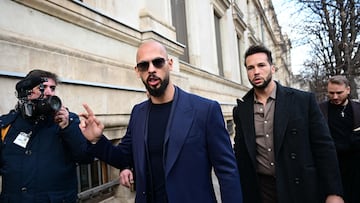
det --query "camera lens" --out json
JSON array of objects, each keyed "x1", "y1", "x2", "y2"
[
  {"x1": 34, "y1": 96, "x2": 62, "y2": 117},
  {"x1": 47, "y1": 96, "x2": 62, "y2": 112}
]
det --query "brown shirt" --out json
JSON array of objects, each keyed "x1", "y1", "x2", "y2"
[{"x1": 254, "y1": 85, "x2": 276, "y2": 177}]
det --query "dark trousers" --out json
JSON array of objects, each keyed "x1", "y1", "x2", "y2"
[
  {"x1": 338, "y1": 153, "x2": 360, "y2": 203},
  {"x1": 258, "y1": 173, "x2": 278, "y2": 203}
]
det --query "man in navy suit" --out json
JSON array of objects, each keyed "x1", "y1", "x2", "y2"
[
  {"x1": 233, "y1": 45, "x2": 344, "y2": 203},
  {"x1": 79, "y1": 40, "x2": 243, "y2": 203}
]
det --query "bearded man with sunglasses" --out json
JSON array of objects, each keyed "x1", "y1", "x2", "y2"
[{"x1": 79, "y1": 40, "x2": 243, "y2": 203}]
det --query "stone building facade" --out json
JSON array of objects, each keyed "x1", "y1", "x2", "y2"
[{"x1": 0, "y1": 0, "x2": 291, "y2": 202}]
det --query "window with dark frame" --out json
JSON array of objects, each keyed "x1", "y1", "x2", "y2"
[
  {"x1": 171, "y1": 0, "x2": 190, "y2": 62},
  {"x1": 77, "y1": 159, "x2": 118, "y2": 202},
  {"x1": 237, "y1": 35, "x2": 243, "y2": 84}
]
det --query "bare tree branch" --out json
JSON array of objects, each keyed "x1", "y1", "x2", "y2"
[{"x1": 292, "y1": 0, "x2": 360, "y2": 100}]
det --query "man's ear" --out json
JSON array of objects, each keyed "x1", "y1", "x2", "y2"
[
  {"x1": 134, "y1": 66, "x2": 141, "y2": 78},
  {"x1": 168, "y1": 58, "x2": 173, "y2": 71},
  {"x1": 271, "y1": 64, "x2": 276, "y2": 73}
]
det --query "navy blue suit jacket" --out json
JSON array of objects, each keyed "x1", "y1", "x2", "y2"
[{"x1": 89, "y1": 86, "x2": 243, "y2": 203}]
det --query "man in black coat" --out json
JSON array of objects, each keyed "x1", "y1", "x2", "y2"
[
  {"x1": 319, "y1": 75, "x2": 360, "y2": 203},
  {"x1": 233, "y1": 45, "x2": 344, "y2": 203}
]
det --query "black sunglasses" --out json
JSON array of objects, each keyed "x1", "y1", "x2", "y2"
[{"x1": 136, "y1": 57, "x2": 167, "y2": 72}]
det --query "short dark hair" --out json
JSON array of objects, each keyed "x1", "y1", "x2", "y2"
[
  {"x1": 244, "y1": 45, "x2": 273, "y2": 67},
  {"x1": 25, "y1": 69, "x2": 59, "y2": 85},
  {"x1": 328, "y1": 75, "x2": 349, "y2": 87}
]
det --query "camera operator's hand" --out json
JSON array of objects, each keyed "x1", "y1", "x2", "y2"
[
  {"x1": 55, "y1": 106, "x2": 69, "y2": 129},
  {"x1": 79, "y1": 103, "x2": 104, "y2": 144}
]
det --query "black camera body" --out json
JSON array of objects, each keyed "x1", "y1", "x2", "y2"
[{"x1": 16, "y1": 76, "x2": 62, "y2": 119}]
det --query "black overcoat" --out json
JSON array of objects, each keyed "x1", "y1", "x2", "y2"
[{"x1": 233, "y1": 82, "x2": 343, "y2": 203}]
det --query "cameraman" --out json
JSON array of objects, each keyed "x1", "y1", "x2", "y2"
[{"x1": 0, "y1": 69, "x2": 93, "y2": 202}]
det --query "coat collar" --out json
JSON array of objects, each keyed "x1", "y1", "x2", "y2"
[
  {"x1": 273, "y1": 82, "x2": 293, "y2": 158},
  {"x1": 0, "y1": 110, "x2": 19, "y2": 128}
]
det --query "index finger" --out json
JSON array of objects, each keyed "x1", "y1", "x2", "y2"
[{"x1": 82, "y1": 103, "x2": 94, "y2": 116}]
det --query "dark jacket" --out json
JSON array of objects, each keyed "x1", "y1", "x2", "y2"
[
  {"x1": 233, "y1": 82, "x2": 343, "y2": 203},
  {"x1": 88, "y1": 86, "x2": 243, "y2": 203},
  {"x1": 0, "y1": 110, "x2": 93, "y2": 203},
  {"x1": 319, "y1": 100, "x2": 360, "y2": 150},
  {"x1": 319, "y1": 100, "x2": 360, "y2": 203}
]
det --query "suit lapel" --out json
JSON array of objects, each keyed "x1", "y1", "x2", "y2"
[
  {"x1": 273, "y1": 83, "x2": 291, "y2": 158},
  {"x1": 164, "y1": 87, "x2": 194, "y2": 176},
  {"x1": 134, "y1": 101, "x2": 150, "y2": 182},
  {"x1": 239, "y1": 93, "x2": 258, "y2": 167}
]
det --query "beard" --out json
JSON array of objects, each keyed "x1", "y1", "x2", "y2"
[
  {"x1": 250, "y1": 74, "x2": 272, "y2": 89},
  {"x1": 330, "y1": 97, "x2": 348, "y2": 106},
  {"x1": 142, "y1": 73, "x2": 170, "y2": 97}
]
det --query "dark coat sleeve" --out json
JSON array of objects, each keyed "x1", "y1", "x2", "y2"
[
  {"x1": 305, "y1": 93, "x2": 343, "y2": 197},
  {"x1": 86, "y1": 109, "x2": 135, "y2": 169},
  {"x1": 59, "y1": 112, "x2": 94, "y2": 164}
]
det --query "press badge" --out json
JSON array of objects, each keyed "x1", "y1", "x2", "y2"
[{"x1": 13, "y1": 131, "x2": 32, "y2": 148}]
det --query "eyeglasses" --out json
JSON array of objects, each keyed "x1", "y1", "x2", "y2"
[{"x1": 136, "y1": 57, "x2": 167, "y2": 72}]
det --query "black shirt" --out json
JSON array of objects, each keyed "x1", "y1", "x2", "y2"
[
  {"x1": 147, "y1": 101, "x2": 172, "y2": 203},
  {"x1": 328, "y1": 102, "x2": 353, "y2": 151}
]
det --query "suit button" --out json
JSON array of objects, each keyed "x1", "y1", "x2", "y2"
[
  {"x1": 25, "y1": 150, "x2": 32, "y2": 155},
  {"x1": 290, "y1": 153, "x2": 296, "y2": 159},
  {"x1": 21, "y1": 187, "x2": 27, "y2": 192},
  {"x1": 294, "y1": 178, "x2": 300, "y2": 184}
]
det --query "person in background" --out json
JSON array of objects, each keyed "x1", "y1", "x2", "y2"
[
  {"x1": 319, "y1": 75, "x2": 360, "y2": 203},
  {"x1": 0, "y1": 69, "x2": 93, "y2": 202},
  {"x1": 232, "y1": 45, "x2": 344, "y2": 203},
  {"x1": 79, "y1": 40, "x2": 243, "y2": 203}
]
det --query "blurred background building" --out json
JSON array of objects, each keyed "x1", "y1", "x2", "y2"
[{"x1": 0, "y1": 0, "x2": 291, "y2": 202}]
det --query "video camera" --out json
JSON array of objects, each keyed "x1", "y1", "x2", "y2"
[{"x1": 16, "y1": 75, "x2": 62, "y2": 119}]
